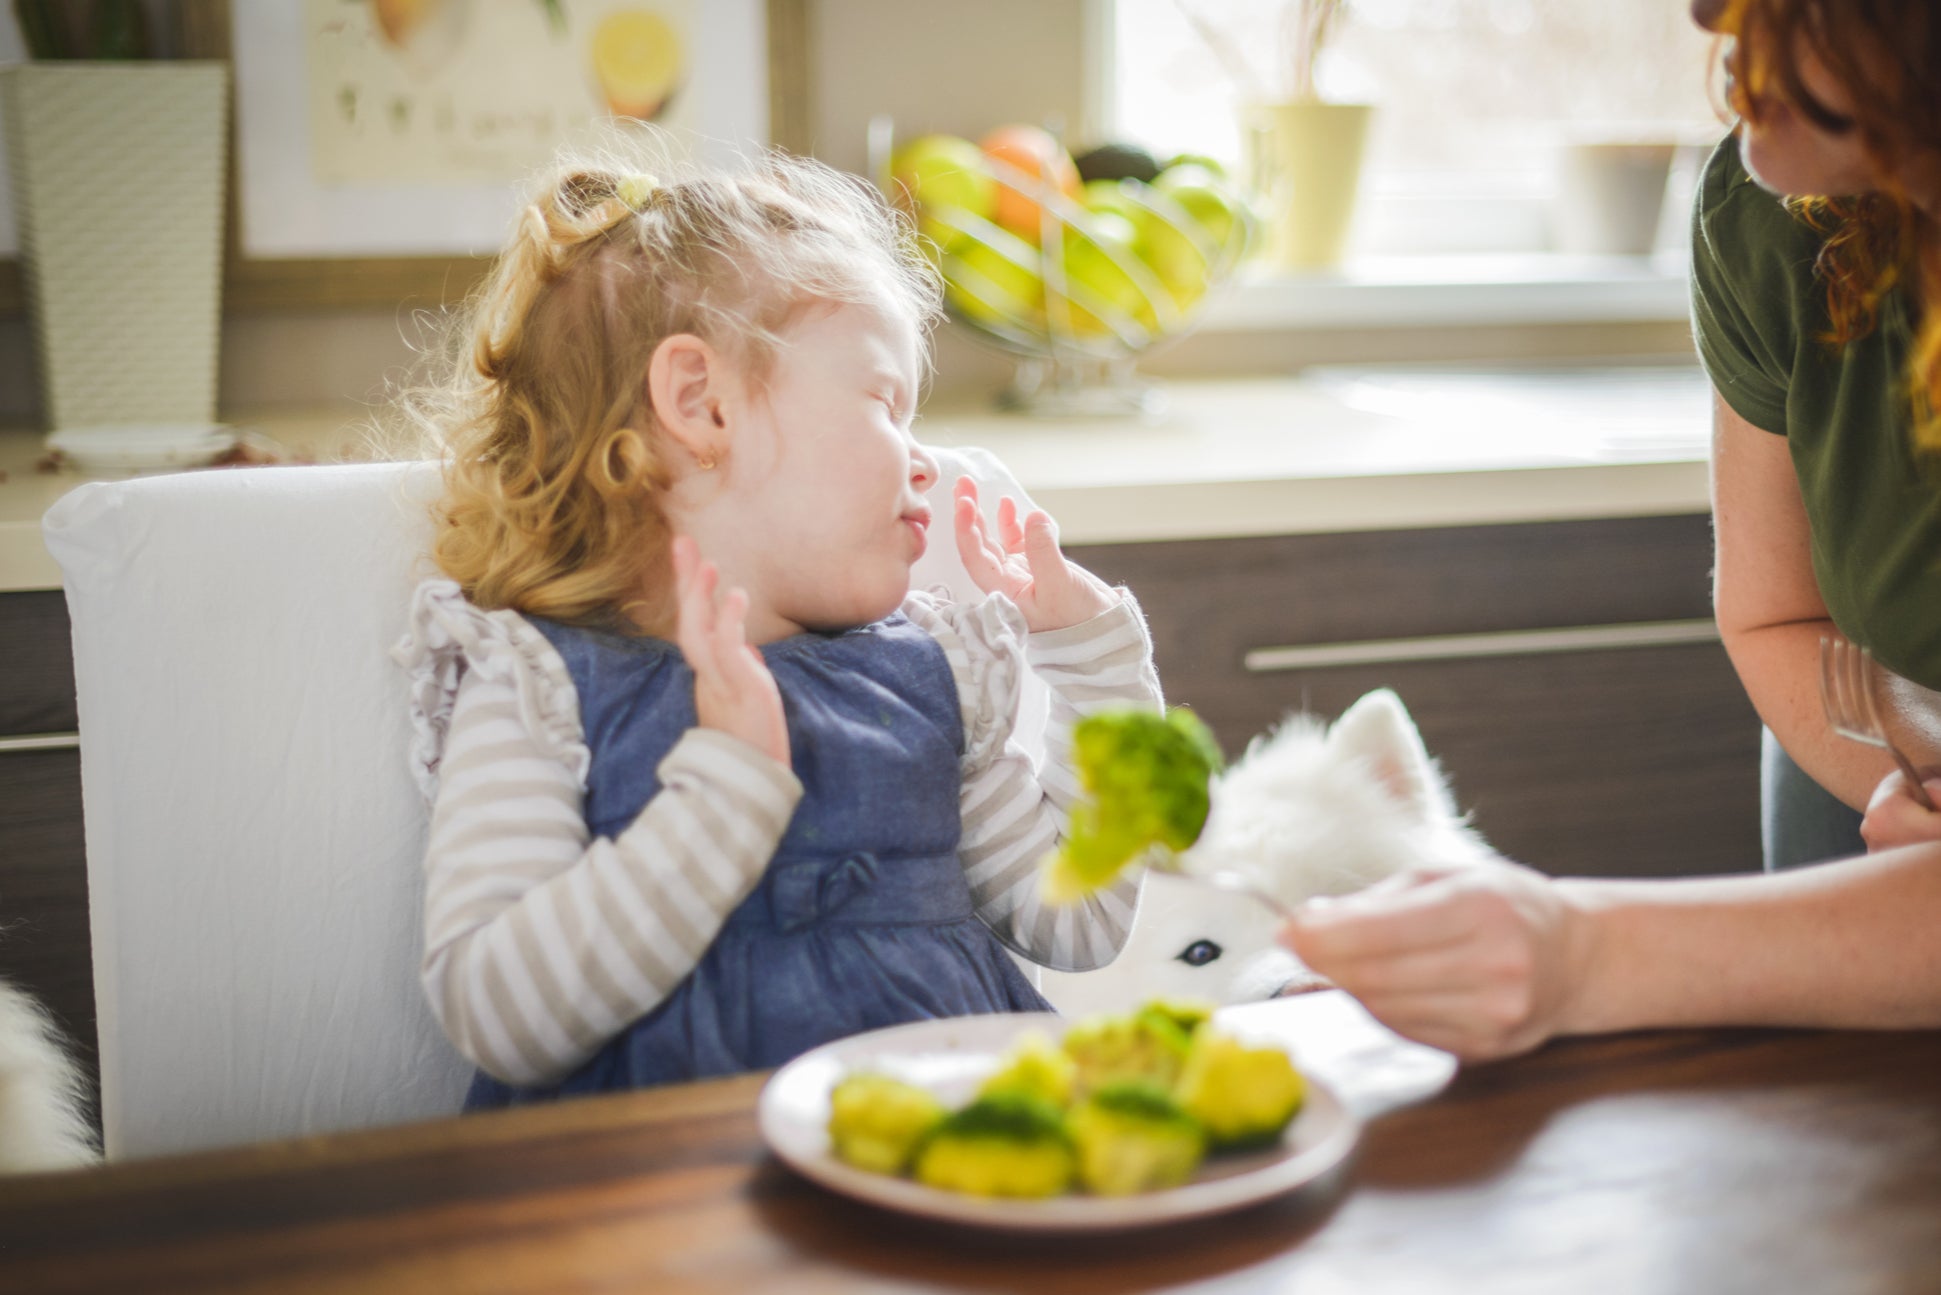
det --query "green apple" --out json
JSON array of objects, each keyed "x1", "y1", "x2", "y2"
[
  {"x1": 944, "y1": 224, "x2": 1045, "y2": 330},
  {"x1": 1154, "y1": 165, "x2": 1244, "y2": 253},
  {"x1": 1135, "y1": 202, "x2": 1210, "y2": 310},
  {"x1": 1057, "y1": 212, "x2": 1154, "y2": 341},
  {"x1": 889, "y1": 134, "x2": 999, "y2": 254},
  {"x1": 1081, "y1": 178, "x2": 1144, "y2": 226}
]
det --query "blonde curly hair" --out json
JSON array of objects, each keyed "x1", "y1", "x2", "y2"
[{"x1": 400, "y1": 133, "x2": 942, "y2": 633}]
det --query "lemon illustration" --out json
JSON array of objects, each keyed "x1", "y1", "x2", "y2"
[{"x1": 591, "y1": 10, "x2": 685, "y2": 121}]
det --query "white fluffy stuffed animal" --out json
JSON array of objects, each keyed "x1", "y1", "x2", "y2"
[
  {"x1": 1038, "y1": 689, "x2": 1498, "y2": 1017},
  {"x1": 0, "y1": 976, "x2": 97, "y2": 1172}
]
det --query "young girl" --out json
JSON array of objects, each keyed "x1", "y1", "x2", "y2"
[{"x1": 391, "y1": 143, "x2": 1162, "y2": 1107}]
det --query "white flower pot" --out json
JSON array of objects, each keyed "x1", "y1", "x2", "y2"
[
  {"x1": 2, "y1": 63, "x2": 229, "y2": 442},
  {"x1": 1250, "y1": 101, "x2": 1374, "y2": 271}
]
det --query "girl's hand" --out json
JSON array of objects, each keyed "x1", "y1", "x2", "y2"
[
  {"x1": 672, "y1": 537, "x2": 789, "y2": 767},
  {"x1": 953, "y1": 476, "x2": 1115, "y2": 633},
  {"x1": 1861, "y1": 768, "x2": 1941, "y2": 852},
  {"x1": 1278, "y1": 861, "x2": 1593, "y2": 1062}
]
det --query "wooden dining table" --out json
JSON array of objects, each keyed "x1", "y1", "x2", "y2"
[{"x1": 3, "y1": 991, "x2": 1939, "y2": 1294}]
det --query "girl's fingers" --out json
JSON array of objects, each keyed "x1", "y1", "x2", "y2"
[
  {"x1": 955, "y1": 494, "x2": 1009, "y2": 590},
  {"x1": 674, "y1": 548, "x2": 722, "y2": 671},
  {"x1": 997, "y1": 495, "x2": 1027, "y2": 552},
  {"x1": 1019, "y1": 510, "x2": 1064, "y2": 584},
  {"x1": 712, "y1": 587, "x2": 755, "y2": 681}
]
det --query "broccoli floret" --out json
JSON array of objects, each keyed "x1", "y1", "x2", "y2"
[
  {"x1": 912, "y1": 1094, "x2": 1076, "y2": 1198},
  {"x1": 1172, "y1": 1029, "x2": 1306, "y2": 1150},
  {"x1": 1040, "y1": 706, "x2": 1224, "y2": 903},
  {"x1": 1061, "y1": 1009, "x2": 1193, "y2": 1097},
  {"x1": 826, "y1": 1072, "x2": 948, "y2": 1175},
  {"x1": 978, "y1": 1029, "x2": 1078, "y2": 1109},
  {"x1": 1137, "y1": 997, "x2": 1216, "y2": 1040},
  {"x1": 1068, "y1": 1081, "x2": 1207, "y2": 1195}
]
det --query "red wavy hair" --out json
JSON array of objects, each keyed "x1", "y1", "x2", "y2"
[{"x1": 1721, "y1": 0, "x2": 1941, "y2": 450}]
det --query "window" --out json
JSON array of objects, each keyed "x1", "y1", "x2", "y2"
[{"x1": 1104, "y1": 1, "x2": 1727, "y2": 323}]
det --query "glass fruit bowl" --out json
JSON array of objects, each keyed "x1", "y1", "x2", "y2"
[{"x1": 870, "y1": 119, "x2": 1259, "y2": 416}]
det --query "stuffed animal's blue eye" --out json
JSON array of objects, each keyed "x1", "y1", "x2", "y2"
[{"x1": 1176, "y1": 939, "x2": 1222, "y2": 967}]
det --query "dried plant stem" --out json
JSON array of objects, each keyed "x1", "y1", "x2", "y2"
[
  {"x1": 1171, "y1": 0, "x2": 1269, "y2": 102},
  {"x1": 1287, "y1": 0, "x2": 1348, "y2": 103}
]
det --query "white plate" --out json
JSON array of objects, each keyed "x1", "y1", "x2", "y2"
[
  {"x1": 47, "y1": 423, "x2": 238, "y2": 471},
  {"x1": 758, "y1": 1011, "x2": 1360, "y2": 1232}
]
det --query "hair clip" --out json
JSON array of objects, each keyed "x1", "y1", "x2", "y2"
[{"x1": 616, "y1": 173, "x2": 661, "y2": 211}]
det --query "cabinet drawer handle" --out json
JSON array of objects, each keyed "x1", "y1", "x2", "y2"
[
  {"x1": 0, "y1": 732, "x2": 81, "y2": 753},
  {"x1": 1243, "y1": 618, "x2": 1721, "y2": 673}
]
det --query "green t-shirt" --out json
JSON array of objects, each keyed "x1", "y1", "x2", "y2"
[{"x1": 1690, "y1": 135, "x2": 1941, "y2": 687}]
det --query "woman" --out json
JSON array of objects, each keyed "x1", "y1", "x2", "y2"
[
  {"x1": 1697, "y1": 0, "x2": 1941, "y2": 868},
  {"x1": 1280, "y1": 0, "x2": 1941, "y2": 1059}
]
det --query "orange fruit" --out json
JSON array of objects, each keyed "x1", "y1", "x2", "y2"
[{"x1": 979, "y1": 125, "x2": 1080, "y2": 245}]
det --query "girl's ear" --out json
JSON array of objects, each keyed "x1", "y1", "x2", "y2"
[{"x1": 647, "y1": 333, "x2": 730, "y2": 466}]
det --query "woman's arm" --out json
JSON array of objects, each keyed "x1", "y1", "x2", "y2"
[
  {"x1": 1282, "y1": 849, "x2": 1941, "y2": 1060},
  {"x1": 1715, "y1": 392, "x2": 1894, "y2": 811},
  {"x1": 1711, "y1": 391, "x2": 1896, "y2": 809}
]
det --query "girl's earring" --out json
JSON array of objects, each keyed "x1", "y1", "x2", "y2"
[{"x1": 696, "y1": 452, "x2": 717, "y2": 471}]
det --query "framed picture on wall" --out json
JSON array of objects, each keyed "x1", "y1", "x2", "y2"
[
  {"x1": 229, "y1": 0, "x2": 768, "y2": 259},
  {"x1": 3, "y1": 0, "x2": 806, "y2": 313}
]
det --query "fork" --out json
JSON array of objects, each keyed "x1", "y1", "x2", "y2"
[{"x1": 1819, "y1": 634, "x2": 1937, "y2": 812}]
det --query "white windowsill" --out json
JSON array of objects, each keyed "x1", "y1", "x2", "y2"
[{"x1": 1195, "y1": 253, "x2": 1693, "y2": 332}]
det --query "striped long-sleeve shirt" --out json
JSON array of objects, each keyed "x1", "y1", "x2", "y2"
[{"x1": 395, "y1": 580, "x2": 1164, "y2": 1086}]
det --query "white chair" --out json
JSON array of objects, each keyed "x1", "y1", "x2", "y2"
[{"x1": 42, "y1": 446, "x2": 1047, "y2": 1160}]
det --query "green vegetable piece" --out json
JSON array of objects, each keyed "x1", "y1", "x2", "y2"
[
  {"x1": 912, "y1": 1094, "x2": 1076, "y2": 1198},
  {"x1": 978, "y1": 1029, "x2": 1078, "y2": 1109},
  {"x1": 1173, "y1": 1029, "x2": 1307, "y2": 1151},
  {"x1": 1040, "y1": 706, "x2": 1224, "y2": 904},
  {"x1": 1068, "y1": 1080, "x2": 1206, "y2": 1195},
  {"x1": 1137, "y1": 997, "x2": 1216, "y2": 1040},
  {"x1": 1062, "y1": 1009, "x2": 1193, "y2": 1097},
  {"x1": 826, "y1": 1072, "x2": 947, "y2": 1176}
]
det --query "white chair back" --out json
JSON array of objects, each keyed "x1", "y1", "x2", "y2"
[{"x1": 45, "y1": 462, "x2": 466, "y2": 1158}]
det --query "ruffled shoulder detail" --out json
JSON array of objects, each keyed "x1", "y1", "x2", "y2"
[
  {"x1": 390, "y1": 578, "x2": 589, "y2": 804},
  {"x1": 901, "y1": 588, "x2": 1029, "y2": 772}
]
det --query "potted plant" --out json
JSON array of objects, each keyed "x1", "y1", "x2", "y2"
[{"x1": 4, "y1": 1, "x2": 230, "y2": 467}]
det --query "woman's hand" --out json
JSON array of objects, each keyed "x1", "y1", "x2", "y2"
[
  {"x1": 672, "y1": 536, "x2": 789, "y2": 767},
  {"x1": 952, "y1": 476, "x2": 1115, "y2": 633},
  {"x1": 1860, "y1": 768, "x2": 1941, "y2": 851},
  {"x1": 1279, "y1": 861, "x2": 1596, "y2": 1061}
]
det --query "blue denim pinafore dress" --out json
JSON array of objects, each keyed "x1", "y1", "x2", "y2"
[{"x1": 464, "y1": 611, "x2": 1050, "y2": 1108}]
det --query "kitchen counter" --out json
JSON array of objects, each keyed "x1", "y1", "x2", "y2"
[{"x1": 0, "y1": 366, "x2": 1713, "y2": 593}]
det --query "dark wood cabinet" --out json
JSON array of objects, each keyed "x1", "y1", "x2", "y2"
[
  {"x1": 0, "y1": 590, "x2": 96, "y2": 1115},
  {"x1": 1068, "y1": 513, "x2": 1765, "y2": 879}
]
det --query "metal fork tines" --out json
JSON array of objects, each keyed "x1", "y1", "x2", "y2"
[{"x1": 1819, "y1": 634, "x2": 1937, "y2": 812}]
